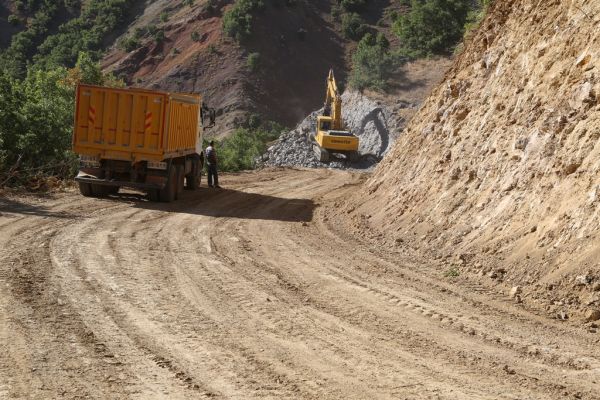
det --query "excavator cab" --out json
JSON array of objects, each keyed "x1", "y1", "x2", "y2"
[
  {"x1": 318, "y1": 116, "x2": 332, "y2": 132},
  {"x1": 313, "y1": 70, "x2": 359, "y2": 163}
]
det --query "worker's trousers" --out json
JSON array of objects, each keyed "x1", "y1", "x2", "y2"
[{"x1": 207, "y1": 164, "x2": 219, "y2": 187}]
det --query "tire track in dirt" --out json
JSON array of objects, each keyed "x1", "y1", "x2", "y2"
[{"x1": 1, "y1": 169, "x2": 600, "y2": 399}]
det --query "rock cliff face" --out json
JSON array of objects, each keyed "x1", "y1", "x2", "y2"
[{"x1": 347, "y1": 0, "x2": 600, "y2": 318}]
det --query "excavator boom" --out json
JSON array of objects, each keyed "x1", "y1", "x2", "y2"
[{"x1": 324, "y1": 70, "x2": 344, "y2": 131}]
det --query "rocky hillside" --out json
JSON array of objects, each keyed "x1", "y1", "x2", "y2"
[
  {"x1": 101, "y1": 0, "x2": 405, "y2": 135},
  {"x1": 344, "y1": 0, "x2": 600, "y2": 322},
  {"x1": 0, "y1": 0, "x2": 409, "y2": 135}
]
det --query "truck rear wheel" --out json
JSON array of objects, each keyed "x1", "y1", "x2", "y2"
[
  {"x1": 78, "y1": 182, "x2": 94, "y2": 197},
  {"x1": 148, "y1": 189, "x2": 160, "y2": 202},
  {"x1": 186, "y1": 159, "x2": 201, "y2": 190},
  {"x1": 175, "y1": 165, "x2": 184, "y2": 199},
  {"x1": 159, "y1": 166, "x2": 177, "y2": 202}
]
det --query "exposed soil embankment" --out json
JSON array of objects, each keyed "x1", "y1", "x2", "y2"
[{"x1": 343, "y1": 0, "x2": 600, "y2": 322}]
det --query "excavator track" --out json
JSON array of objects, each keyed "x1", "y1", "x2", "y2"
[{"x1": 313, "y1": 144, "x2": 330, "y2": 163}]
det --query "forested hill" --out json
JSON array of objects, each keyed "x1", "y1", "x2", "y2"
[{"x1": 0, "y1": 0, "x2": 489, "y2": 183}]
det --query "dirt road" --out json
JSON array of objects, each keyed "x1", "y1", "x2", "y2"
[{"x1": 1, "y1": 168, "x2": 599, "y2": 399}]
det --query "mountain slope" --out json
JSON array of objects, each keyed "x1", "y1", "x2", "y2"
[
  {"x1": 345, "y1": 0, "x2": 600, "y2": 319},
  {"x1": 102, "y1": 0, "x2": 351, "y2": 135}
]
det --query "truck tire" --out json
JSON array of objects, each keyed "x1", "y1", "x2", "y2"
[
  {"x1": 175, "y1": 165, "x2": 184, "y2": 199},
  {"x1": 148, "y1": 189, "x2": 160, "y2": 202},
  {"x1": 78, "y1": 182, "x2": 94, "y2": 197},
  {"x1": 91, "y1": 184, "x2": 108, "y2": 197},
  {"x1": 159, "y1": 166, "x2": 177, "y2": 202},
  {"x1": 186, "y1": 159, "x2": 201, "y2": 190}
]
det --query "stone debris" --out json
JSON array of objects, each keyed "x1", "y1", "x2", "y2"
[
  {"x1": 259, "y1": 91, "x2": 410, "y2": 170},
  {"x1": 584, "y1": 309, "x2": 600, "y2": 322},
  {"x1": 574, "y1": 275, "x2": 591, "y2": 286},
  {"x1": 509, "y1": 286, "x2": 522, "y2": 299}
]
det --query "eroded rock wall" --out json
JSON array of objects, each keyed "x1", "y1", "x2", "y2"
[{"x1": 346, "y1": 0, "x2": 600, "y2": 317}]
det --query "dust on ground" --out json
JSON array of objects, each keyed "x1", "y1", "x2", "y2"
[{"x1": 1, "y1": 169, "x2": 599, "y2": 399}]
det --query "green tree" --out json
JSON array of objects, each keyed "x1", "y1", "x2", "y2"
[
  {"x1": 393, "y1": 0, "x2": 471, "y2": 57},
  {"x1": 215, "y1": 123, "x2": 284, "y2": 172},
  {"x1": 341, "y1": 12, "x2": 367, "y2": 40},
  {"x1": 463, "y1": 0, "x2": 493, "y2": 39},
  {"x1": 349, "y1": 33, "x2": 397, "y2": 91},
  {"x1": 0, "y1": 67, "x2": 74, "y2": 178},
  {"x1": 0, "y1": 52, "x2": 123, "y2": 183},
  {"x1": 222, "y1": 0, "x2": 265, "y2": 41},
  {"x1": 33, "y1": 0, "x2": 137, "y2": 70},
  {"x1": 247, "y1": 52, "x2": 260, "y2": 72}
]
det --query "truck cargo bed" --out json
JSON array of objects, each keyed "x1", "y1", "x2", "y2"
[{"x1": 73, "y1": 84, "x2": 202, "y2": 162}]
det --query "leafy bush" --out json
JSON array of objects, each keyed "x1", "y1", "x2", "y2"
[
  {"x1": 222, "y1": 0, "x2": 265, "y2": 41},
  {"x1": 463, "y1": 0, "x2": 493, "y2": 39},
  {"x1": 331, "y1": 3, "x2": 342, "y2": 21},
  {"x1": 152, "y1": 29, "x2": 165, "y2": 43},
  {"x1": 8, "y1": 14, "x2": 22, "y2": 25},
  {"x1": 247, "y1": 52, "x2": 260, "y2": 72},
  {"x1": 393, "y1": 0, "x2": 471, "y2": 57},
  {"x1": 0, "y1": 52, "x2": 123, "y2": 185},
  {"x1": 349, "y1": 33, "x2": 398, "y2": 91},
  {"x1": 207, "y1": 44, "x2": 218, "y2": 54},
  {"x1": 214, "y1": 123, "x2": 284, "y2": 172},
  {"x1": 160, "y1": 11, "x2": 169, "y2": 23},
  {"x1": 0, "y1": 0, "x2": 138, "y2": 77},
  {"x1": 444, "y1": 268, "x2": 460, "y2": 278},
  {"x1": 118, "y1": 36, "x2": 141, "y2": 52},
  {"x1": 341, "y1": 12, "x2": 366, "y2": 40},
  {"x1": 191, "y1": 31, "x2": 201, "y2": 42}
]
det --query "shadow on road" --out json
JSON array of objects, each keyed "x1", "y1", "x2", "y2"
[
  {"x1": 0, "y1": 195, "x2": 78, "y2": 219},
  {"x1": 116, "y1": 187, "x2": 315, "y2": 222}
]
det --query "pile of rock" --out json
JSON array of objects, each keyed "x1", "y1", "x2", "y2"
[{"x1": 259, "y1": 91, "x2": 411, "y2": 170}]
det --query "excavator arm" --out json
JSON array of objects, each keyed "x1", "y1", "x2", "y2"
[{"x1": 323, "y1": 69, "x2": 344, "y2": 131}]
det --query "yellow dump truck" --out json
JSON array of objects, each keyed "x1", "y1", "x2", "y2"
[{"x1": 73, "y1": 84, "x2": 214, "y2": 202}]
